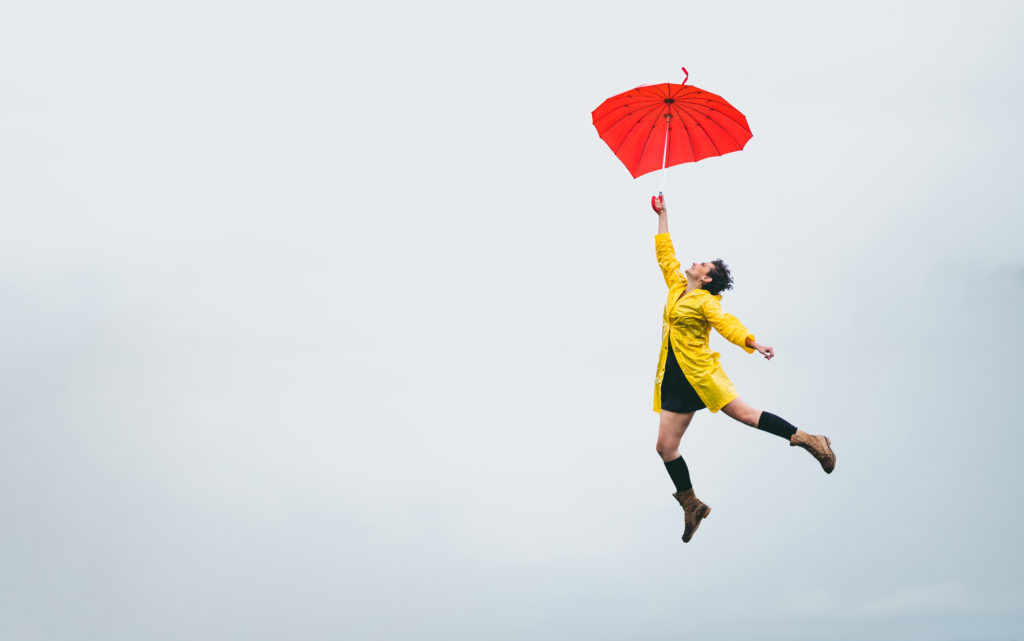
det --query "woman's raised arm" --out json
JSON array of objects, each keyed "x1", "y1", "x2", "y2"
[{"x1": 652, "y1": 195, "x2": 682, "y2": 288}]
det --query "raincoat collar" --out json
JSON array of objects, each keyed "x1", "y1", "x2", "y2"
[
  {"x1": 672, "y1": 270, "x2": 722, "y2": 300},
  {"x1": 674, "y1": 282, "x2": 721, "y2": 301}
]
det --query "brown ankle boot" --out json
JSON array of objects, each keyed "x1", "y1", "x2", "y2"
[
  {"x1": 672, "y1": 488, "x2": 711, "y2": 543},
  {"x1": 790, "y1": 430, "x2": 836, "y2": 474}
]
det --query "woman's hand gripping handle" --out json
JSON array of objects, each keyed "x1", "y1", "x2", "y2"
[
  {"x1": 652, "y1": 193, "x2": 668, "y2": 235},
  {"x1": 651, "y1": 192, "x2": 666, "y2": 214}
]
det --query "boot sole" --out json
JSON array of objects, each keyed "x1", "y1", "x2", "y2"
[
  {"x1": 823, "y1": 436, "x2": 836, "y2": 474},
  {"x1": 682, "y1": 506, "x2": 711, "y2": 543}
]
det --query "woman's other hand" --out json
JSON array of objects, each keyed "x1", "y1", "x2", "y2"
[
  {"x1": 755, "y1": 344, "x2": 775, "y2": 360},
  {"x1": 746, "y1": 337, "x2": 774, "y2": 360}
]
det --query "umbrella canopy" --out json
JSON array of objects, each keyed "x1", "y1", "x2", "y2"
[{"x1": 592, "y1": 69, "x2": 752, "y2": 179}]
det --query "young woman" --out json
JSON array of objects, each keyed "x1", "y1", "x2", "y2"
[{"x1": 650, "y1": 194, "x2": 836, "y2": 543}]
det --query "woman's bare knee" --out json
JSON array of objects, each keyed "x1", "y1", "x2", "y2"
[
  {"x1": 656, "y1": 438, "x2": 680, "y2": 460},
  {"x1": 656, "y1": 410, "x2": 694, "y2": 461},
  {"x1": 723, "y1": 398, "x2": 761, "y2": 427}
]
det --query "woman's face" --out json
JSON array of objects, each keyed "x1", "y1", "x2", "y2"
[{"x1": 684, "y1": 261, "x2": 714, "y2": 283}]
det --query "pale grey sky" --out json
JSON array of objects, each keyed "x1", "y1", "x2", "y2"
[{"x1": 2, "y1": 0, "x2": 1022, "y2": 639}]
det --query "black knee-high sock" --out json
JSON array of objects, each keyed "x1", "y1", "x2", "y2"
[
  {"x1": 756, "y1": 411, "x2": 798, "y2": 440},
  {"x1": 664, "y1": 456, "x2": 692, "y2": 492}
]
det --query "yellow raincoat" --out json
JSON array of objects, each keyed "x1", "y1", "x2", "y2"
[{"x1": 653, "y1": 233, "x2": 756, "y2": 414}]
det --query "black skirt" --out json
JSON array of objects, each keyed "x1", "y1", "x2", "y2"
[{"x1": 661, "y1": 336, "x2": 707, "y2": 413}]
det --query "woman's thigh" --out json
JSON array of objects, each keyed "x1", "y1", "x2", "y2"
[
  {"x1": 721, "y1": 397, "x2": 762, "y2": 427},
  {"x1": 657, "y1": 409, "x2": 696, "y2": 457}
]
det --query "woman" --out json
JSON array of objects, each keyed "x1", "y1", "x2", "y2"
[{"x1": 650, "y1": 194, "x2": 836, "y2": 543}]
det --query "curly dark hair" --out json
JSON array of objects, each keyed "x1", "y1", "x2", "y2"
[{"x1": 702, "y1": 259, "x2": 734, "y2": 296}]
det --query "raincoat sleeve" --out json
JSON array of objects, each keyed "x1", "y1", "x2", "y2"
[
  {"x1": 655, "y1": 233, "x2": 683, "y2": 288},
  {"x1": 702, "y1": 296, "x2": 756, "y2": 354}
]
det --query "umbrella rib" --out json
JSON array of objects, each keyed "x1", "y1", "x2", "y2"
[
  {"x1": 617, "y1": 85, "x2": 693, "y2": 165},
  {"x1": 673, "y1": 103, "x2": 723, "y2": 156},
  {"x1": 695, "y1": 101, "x2": 750, "y2": 132},
  {"x1": 643, "y1": 82, "x2": 749, "y2": 122},
  {"x1": 636, "y1": 84, "x2": 670, "y2": 100},
  {"x1": 593, "y1": 95, "x2": 663, "y2": 131},
  {"x1": 668, "y1": 84, "x2": 691, "y2": 100},
  {"x1": 675, "y1": 103, "x2": 745, "y2": 151},
  {"x1": 596, "y1": 101, "x2": 662, "y2": 132},
  {"x1": 597, "y1": 87, "x2": 747, "y2": 135},
  {"x1": 688, "y1": 92, "x2": 733, "y2": 110},
  {"x1": 608, "y1": 102, "x2": 669, "y2": 155},
  {"x1": 660, "y1": 86, "x2": 751, "y2": 140},
  {"x1": 702, "y1": 107, "x2": 749, "y2": 147},
  {"x1": 670, "y1": 103, "x2": 698, "y2": 163},
  {"x1": 673, "y1": 86, "x2": 741, "y2": 112},
  {"x1": 632, "y1": 119, "x2": 662, "y2": 175},
  {"x1": 671, "y1": 87, "x2": 751, "y2": 129}
]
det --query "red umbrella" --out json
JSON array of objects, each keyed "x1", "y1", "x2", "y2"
[{"x1": 591, "y1": 68, "x2": 752, "y2": 189}]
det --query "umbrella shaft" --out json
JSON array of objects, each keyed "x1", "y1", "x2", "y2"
[{"x1": 659, "y1": 116, "x2": 670, "y2": 192}]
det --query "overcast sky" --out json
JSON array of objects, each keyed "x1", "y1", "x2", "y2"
[{"x1": 2, "y1": 0, "x2": 1022, "y2": 639}]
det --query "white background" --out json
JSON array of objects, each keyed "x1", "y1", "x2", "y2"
[{"x1": 2, "y1": 0, "x2": 1022, "y2": 639}]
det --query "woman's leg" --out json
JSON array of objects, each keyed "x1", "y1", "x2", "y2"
[
  {"x1": 720, "y1": 397, "x2": 764, "y2": 429},
  {"x1": 721, "y1": 397, "x2": 836, "y2": 473},
  {"x1": 657, "y1": 409, "x2": 695, "y2": 492},
  {"x1": 657, "y1": 410, "x2": 711, "y2": 542},
  {"x1": 656, "y1": 409, "x2": 695, "y2": 463}
]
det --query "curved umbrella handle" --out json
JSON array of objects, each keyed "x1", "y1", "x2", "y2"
[
  {"x1": 681, "y1": 66, "x2": 688, "y2": 86},
  {"x1": 651, "y1": 193, "x2": 665, "y2": 214}
]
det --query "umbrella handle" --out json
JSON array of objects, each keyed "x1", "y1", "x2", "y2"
[{"x1": 651, "y1": 193, "x2": 664, "y2": 214}]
